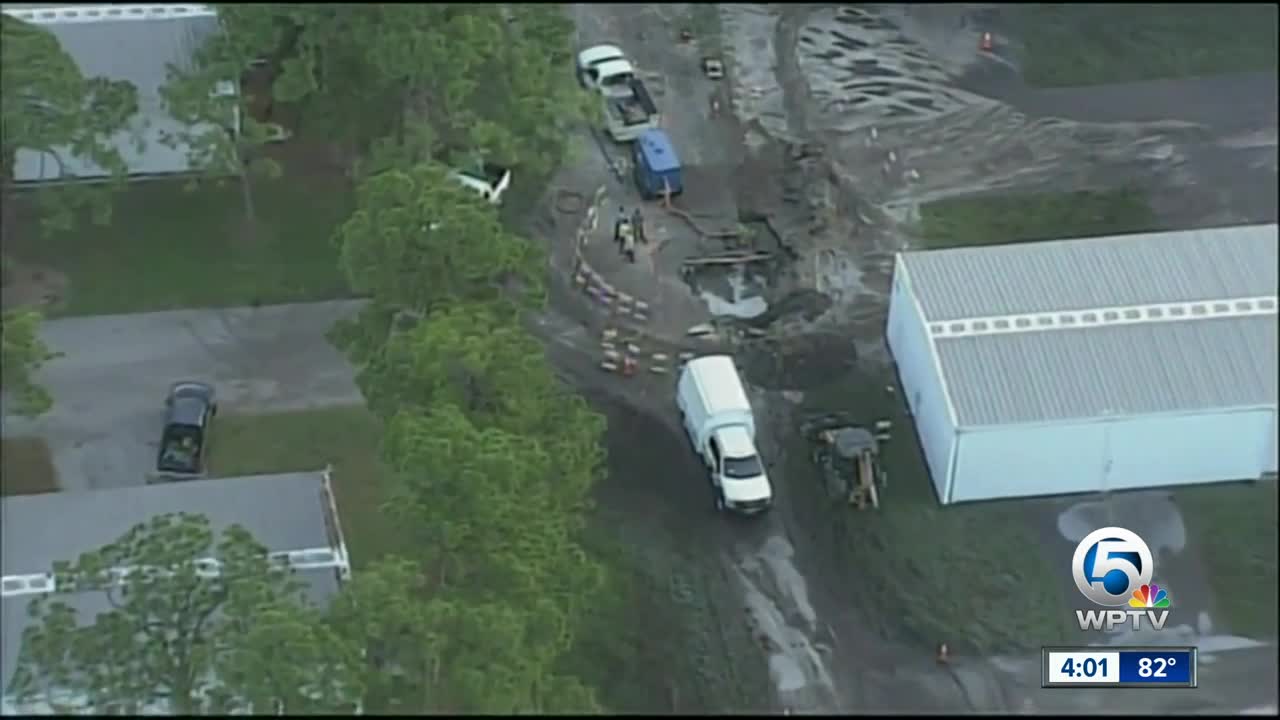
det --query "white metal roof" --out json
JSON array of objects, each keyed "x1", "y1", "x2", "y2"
[
  {"x1": 4, "y1": 4, "x2": 224, "y2": 181},
  {"x1": 1, "y1": 471, "x2": 349, "y2": 698},
  {"x1": 897, "y1": 224, "x2": 1279, "y2": 427},
  {"x1": 687, "y1": 355, "x2": 752, "y2": 416},
  {"x1": 717, "y1": 425, "x2": 756, "y2": 458}
]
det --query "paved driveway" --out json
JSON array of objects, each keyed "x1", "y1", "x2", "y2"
[{"x1": 2, "y1": 300, "x2": 366, "y2": 492}]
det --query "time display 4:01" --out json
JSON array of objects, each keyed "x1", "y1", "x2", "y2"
[
  {"x1": 1059, "y1": 656, "x2": 1107, "y2": 677},
  {"x1": 1044, "y1": 650, "x2": 1121, "y2": 685}
]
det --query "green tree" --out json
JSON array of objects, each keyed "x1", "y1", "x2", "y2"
[
  {"x1": 10, "y1": 513, "x2": 361, "y2": 714},
  {"x1": 381, "y1": 406, "x2": 602, "y2": 605},
  {"x1": 359, "y1": 304, "x2": 605, "y2": 508},
  {"x1": 211, "y1": 5, "x2": 409, "y2": 167},
  {"x1": 0, "y1": 309, "x2": 57, "y2": 416},
  {"x1": 335, "y1": 163, "x2": 545, "y2": 315},
  {"x1": 0, "y1": 15, "x2": 138, "y2": 234},
  {"x1": 160, "y1": 10, "x2": 284, "y2": 236},
  {"x1": 330, "y1": 556, "x2": 602, "y2": 714},
  {"x1": 210, "y1": 5, "x2": 587, "y2": 177}
]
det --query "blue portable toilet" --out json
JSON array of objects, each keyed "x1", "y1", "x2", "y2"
[{"x1": 633, "y1": 129, "x2": 683, "y2": 200}]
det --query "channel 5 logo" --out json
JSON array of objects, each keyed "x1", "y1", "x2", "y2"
[{"x1": 1072, "y1": 527, "x2": 1172, "y2": 632}]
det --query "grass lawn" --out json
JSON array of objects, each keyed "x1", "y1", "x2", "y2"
[
  {"x1": 557, "y1": 514, "x2": 701, "y2": 714},
  {"x1": 1008, "y1": 4, "x2": 1279, "y2": 88},
  {"x1": 206, "y1": 407, "x2": 397, "y2": 567},
  {"x1": 788, "y1": 373, "x2": 1069, "y2": 655},
  {"x1": 918, "y1": 187, "x2": 1157, "y2": 249},
  {"x1": 8, "y1": 170, "x2": 354, "y2": 317},
  {"x1": 1175, "y1": 481, "x2": 1279, "y2": 639},
  {"x1": 0, "y1": 437, "x2": 59, "y2": 497}
]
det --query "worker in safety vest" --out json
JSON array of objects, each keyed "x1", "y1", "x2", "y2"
[{"x1": 619, "y1": 220, "x2": 636, "y2": 263}]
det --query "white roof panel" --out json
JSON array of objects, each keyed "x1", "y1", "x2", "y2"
[
  {"x1": 688, "y1": 355, "x2": 752, "y2": 415},
  {"x1": 900, "y1": 224, "x2": 1278, "y2": 322},
  {"x1": 718, "y1": 425, "x2": 757, "y2": 458},
  {"x1": 3, "y1": 5, "x2": 223, "y2": 181},
  {"x1": 1, "y1": 471, "x2": 345, "y2": 698},
  {"x1": 936, "y1": 315, "x2": 1278, "y2": 426},
  {"x1": 897, "y1": 224, "x2": 1280, "y2": 426}
]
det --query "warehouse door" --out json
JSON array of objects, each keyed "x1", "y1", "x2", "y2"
[{"x1": 1107, "y1": 411, "x2": 1272, "y2": 490}]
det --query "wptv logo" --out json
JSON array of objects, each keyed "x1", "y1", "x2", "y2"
[{"x1": 1072, "y1": 527, "x2": 1172, "y2": 632}]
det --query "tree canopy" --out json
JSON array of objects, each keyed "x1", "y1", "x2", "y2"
[
  {"x1": 1, "y1": 14, "x2": 139, "y2": 233},
  {"x1": 210, "y1": 4, "x2": 586, "y2": 177},
  {"x1": 331, "y1": 551, "x2": 601, "y2": 714},
  {"x1": 10, "y1": 513, "x2": 363, "y2": 715},
  {"x1": 346, "y1": 302, "x2": 609, "y2": 712},
  {"x1": 359, "y1": 303, "x2": 605, "y2": 505},
  {"x1": 9, "y1": 3, "x2": 617, "y2": 713},
  {"x1": 335, "y1": 163, "x2": 545, "y2": 314},
  {"x1": 0, "y1": 309, "x2": 58, "y2": 416}
]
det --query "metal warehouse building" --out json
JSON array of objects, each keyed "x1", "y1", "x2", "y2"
[{"x1": 887, "y1": 223, "x2": 1279, "y2": 505}]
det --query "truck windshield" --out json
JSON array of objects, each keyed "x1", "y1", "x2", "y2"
[{"x1": 723, "y1": 455, "x2": 764, "y2": 479}]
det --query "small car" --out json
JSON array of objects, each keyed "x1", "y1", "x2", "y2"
[{"x1": 154, "y1": 381, "x2": 217, "y2": 480}]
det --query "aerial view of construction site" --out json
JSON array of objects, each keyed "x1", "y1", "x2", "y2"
[
  {"x1": 1, "y1": 2, "x2": 1276, "y2": 715},
  {"x1": 536, "y1": 4, "x2": 1279, "y2": 713}
]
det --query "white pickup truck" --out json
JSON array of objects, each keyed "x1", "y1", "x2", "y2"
[
  {"x1": 576, "y1": 44, "x2": 661, "y2": 142},
  {"x1": 677, "y1": 355, "x2": 773, "y2": 514}
]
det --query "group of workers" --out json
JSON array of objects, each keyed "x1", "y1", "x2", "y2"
[{"x1": 613, "y1": 207, "x2": 647, "y2": 263}]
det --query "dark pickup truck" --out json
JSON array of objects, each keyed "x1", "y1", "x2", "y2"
[{"x1": 153, "y1": 381, "x2": 217, "y2": 481}]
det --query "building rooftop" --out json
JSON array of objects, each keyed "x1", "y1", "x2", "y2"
[
  {"x1": 900, "y1": 223, "x2": 1277, "y2": 323},
  {"x1": 897, "y1": 224, "x2": 1279, "y2": 427},
  {"x1": 1, "y1": 471, "x2": 350, "y2": 709},
  {"x1": 3, "y1": 4, "x2": 224, "y2": 182}
]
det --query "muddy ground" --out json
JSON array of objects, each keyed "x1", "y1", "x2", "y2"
[{"x1": 531, "y1": 3, "x2": 1278, "y2": 714}]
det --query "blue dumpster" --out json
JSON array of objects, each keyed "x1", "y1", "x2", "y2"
[{"x1": 632, "y1": 128, "x2": 683, "y2": 200}]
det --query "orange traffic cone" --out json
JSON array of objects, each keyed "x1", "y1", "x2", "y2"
[{"x1": 979, "y1": 32, "x2": 993, "y2": 53}]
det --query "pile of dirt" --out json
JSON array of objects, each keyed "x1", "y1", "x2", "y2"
[{"x1": 738, "y1": 331, "x2": 858, "y2": 391}]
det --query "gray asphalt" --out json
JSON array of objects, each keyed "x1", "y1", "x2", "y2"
[
  {"x1": 1, "y1": 300, "x2": 366, "y2": 492},
  {"x1": 960, "y1": 68, "x2": 1278, "y2": 135},
  {"x1": 957, "y1": 64, "x2": 1280, "y2": 227}
]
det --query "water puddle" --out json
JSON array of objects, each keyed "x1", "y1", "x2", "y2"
[
  {"x1": 699, "y1": 266, "x2": 771, "y2": 319},
  {"x1": 731, "y1": 534, "x2": 841, "y2": 713}
]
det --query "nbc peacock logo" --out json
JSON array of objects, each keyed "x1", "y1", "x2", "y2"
[{"x1": 1128, "y1": 583, "x2": 1171, "y2": 609}]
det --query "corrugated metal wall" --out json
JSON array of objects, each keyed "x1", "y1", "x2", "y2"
[
  {"x1": 950, "y1": 422, "x2": 1106, "y2": 503},
  {"x1": 948, "y1": 409, "x2": 1276, "y2": 503},
  {"x1": 1267, "y1": 411, "x2": 1278, "y2": 475},
  {"x1": 1104, "y1": 409, "x2": 1273, "y2": 491},
  {"x1": 886, "y1": 257, "x2": 956, "y2": 501}
]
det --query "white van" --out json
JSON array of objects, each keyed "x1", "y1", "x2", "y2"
[{"x1": 676, "y1": 355, "x2": 773, "y2": 514}]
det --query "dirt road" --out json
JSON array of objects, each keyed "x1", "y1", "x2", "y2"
[{"x1": 544, "y1": 2, "x2": 1277, "y2": 713}]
